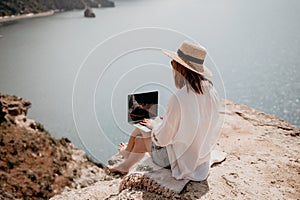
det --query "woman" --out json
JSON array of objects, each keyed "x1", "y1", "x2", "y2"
[{"x1": 108, "y1": 41, "x2": 221, "y2": 181}]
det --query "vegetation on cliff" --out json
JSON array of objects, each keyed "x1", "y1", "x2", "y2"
[
  {"x1": 0, "y1": 0, "x2": 114, "y2": 17},
  {"x1": 0, "y1": 94, "x2": 110, "y2": 199}
]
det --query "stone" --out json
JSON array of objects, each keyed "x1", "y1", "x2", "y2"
[{"x1": 84, "y1": 7, "x2": 96, "y2": 18}]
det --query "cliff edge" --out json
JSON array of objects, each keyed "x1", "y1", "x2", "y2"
[
  {"x1": 0, "y1": 94, "x2": 299, "y2": 199},
  {"x1": 51, "y1": 100, "x2": 300, "y2": 199},
  {"x1": 0, "y1": 94, "x2": 114, "y2": 200}
]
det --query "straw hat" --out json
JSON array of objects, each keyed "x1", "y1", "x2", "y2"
[{"x1": 162, "y1": 40, "x2": 212, "y2": 77}]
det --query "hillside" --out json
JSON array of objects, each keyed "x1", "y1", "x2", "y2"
[
  {"x1": 0, "y1": 0, "x2": 114, "y2": 17},
  {"x1": 0, "y1": 94, "x2": 112, "y2": 199}
]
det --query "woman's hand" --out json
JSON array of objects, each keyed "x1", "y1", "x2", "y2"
[{"x1": 139, "y1": 118, "x2": 153, "y2": 130}]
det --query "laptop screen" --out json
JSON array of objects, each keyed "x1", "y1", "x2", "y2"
[{"x1": 128, "y1": 91, "x2": 158, "y2": 123}]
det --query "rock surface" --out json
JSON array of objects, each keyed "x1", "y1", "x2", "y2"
[
  {"x1": 51, "y1": 100, "x2": 300, "y2": 199},
  {"x1": 84, "y1": 7, "x2": 95, "y2": 18},
  {"x1": 0, "y1": 94, "x2": 111, "y2": 199}
]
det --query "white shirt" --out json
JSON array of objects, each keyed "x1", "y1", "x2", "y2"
[{"x1": 151, "y1": 81, "x2": 221, "y2": 181}]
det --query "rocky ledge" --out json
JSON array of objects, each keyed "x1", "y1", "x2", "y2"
[
  {"x1": 51, "y1": 101, "x2": 300, "y2": 199},
  {"x1": 1, "y1": 94, "x2": 299, "y2": 199}
]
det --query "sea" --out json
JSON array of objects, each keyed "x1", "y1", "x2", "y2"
[{"x1": 0, "y1": 0, "x2": 299, "y2": 163}]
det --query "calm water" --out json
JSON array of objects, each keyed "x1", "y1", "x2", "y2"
[{"x1": 0, "y1": 0, "x2": 299, "y2": 163}]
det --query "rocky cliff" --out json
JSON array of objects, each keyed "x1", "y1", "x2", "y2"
[
  {"x1": 1, "y1": 94, "x2": 299, "y2": 199},
  {"x1": 0, "y1": 94, "x2": 114, "y2": 200},
  {"x1": 0, "y1": 0, "x2": 114, "y2": 17}
]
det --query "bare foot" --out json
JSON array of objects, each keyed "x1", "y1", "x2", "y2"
[{"x1": 106, "y1": 165, "x2": 128, "y2": 175}]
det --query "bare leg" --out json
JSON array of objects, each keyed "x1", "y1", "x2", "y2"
[
  {"x1": 118, "y1": 128, "x2": 150, "y2": 159},
  {"x1": 109, "y1": 130, "x2": 152, "y2": 174}
]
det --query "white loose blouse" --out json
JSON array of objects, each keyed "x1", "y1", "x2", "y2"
[{"x1": 151, "y1": 81, "x2": 221, "y2": 181}]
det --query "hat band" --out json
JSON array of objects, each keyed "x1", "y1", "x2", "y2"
[{"x1": 177, "y1": 49, "x2": 204, "y2": 65}]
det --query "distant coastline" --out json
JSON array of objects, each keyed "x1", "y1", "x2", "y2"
[
  {"x1": 0, "y1": 0, "x2": 114, "y2": 23},
  {"x1": 0, "y1": 10, "x2": 55, "y2": 23}
]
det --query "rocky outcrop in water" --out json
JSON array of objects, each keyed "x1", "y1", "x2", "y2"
[
  {"x1": 0, "y1": 94, "x2": 111, "y2": 199},
  {"x1": 0, "y1": 0, "x2": 114, "y2": 17},
  {"x1": 84, "y1": 7, "x2": 95, "y2": 18}
]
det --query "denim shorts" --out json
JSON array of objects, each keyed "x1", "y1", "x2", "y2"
[{"x1": 151, "y1": 142, "x2": 170, "y2": 169}]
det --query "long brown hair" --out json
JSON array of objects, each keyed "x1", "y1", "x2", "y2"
[{"x1": 171, "y1": 60, "x2": 211, "y2": 94}]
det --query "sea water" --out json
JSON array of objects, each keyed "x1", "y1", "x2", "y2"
[{"x1": 0, "y1": 0, "x2": 299, "y2": 162}]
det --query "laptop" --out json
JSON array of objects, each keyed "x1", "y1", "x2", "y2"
[{"x1": 128, "y1": 91, "x2": 159, "y2": 132}]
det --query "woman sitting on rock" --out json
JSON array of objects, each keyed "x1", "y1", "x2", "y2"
[{"x1": 107, "y1": 41, "x2": 221, "y2": 181}]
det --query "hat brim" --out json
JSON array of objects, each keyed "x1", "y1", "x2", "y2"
[{"x1": 162, "y1": 49, "x2": 212, "y2": 77}]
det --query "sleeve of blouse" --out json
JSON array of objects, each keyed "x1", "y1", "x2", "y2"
[{"x1": 151, "y1": 95, "x2": 181, "y2": 146}]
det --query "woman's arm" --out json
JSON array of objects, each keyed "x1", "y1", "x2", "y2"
[{"x1": 151, "y1": 95, "x2": 181, "y2": 146}]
